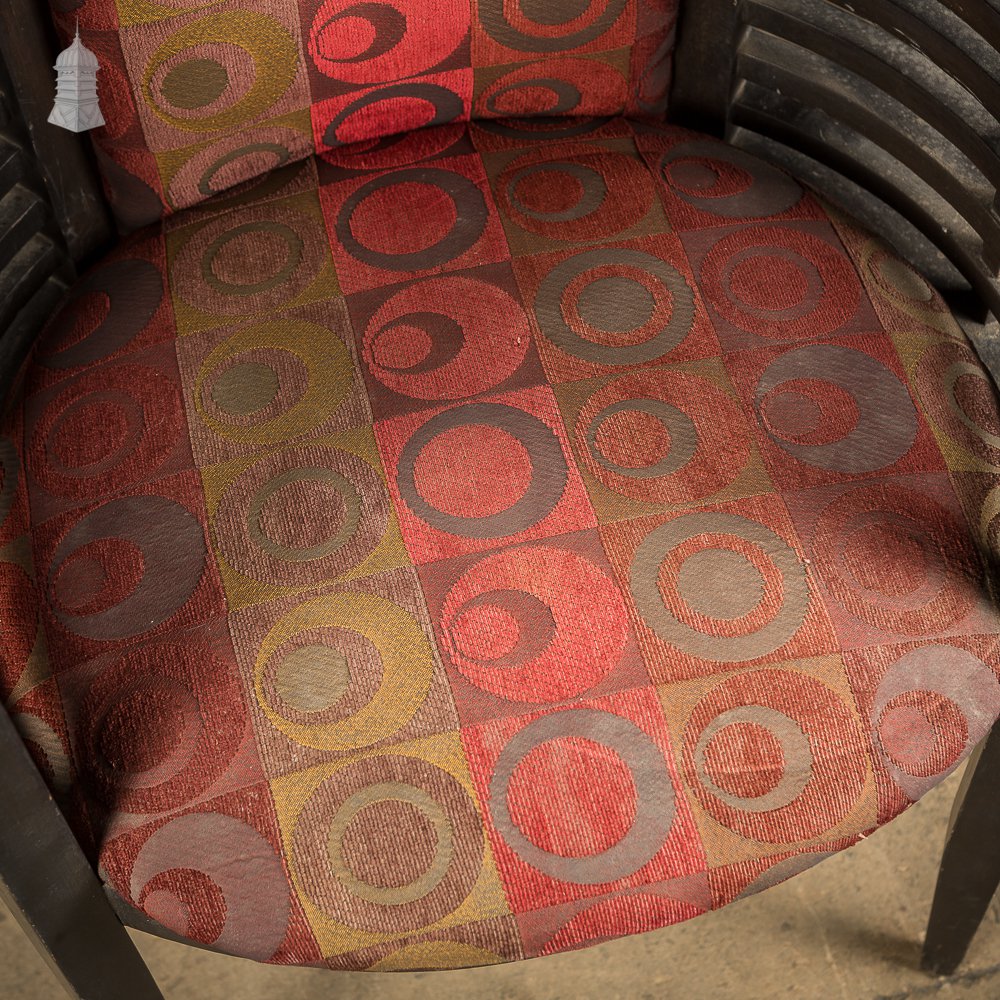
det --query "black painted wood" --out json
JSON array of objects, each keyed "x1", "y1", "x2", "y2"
[
  {"x1": 922, "y1": 722, "x2": 1000, "y2": 975},
  {"x1": 669, "y1": 0, "x2": 1000, "y2": 322},
  {"x1": 0, "y1": 705, "x2": 165, "y2": 999},
  {"x1": 0, "y1": 10, "x2": 78, "y2": 391},
  {"x1": 0, "y1": 0, "x2": 994, "y2": 990},
  {"x1": 669, "y1": 0, "x2": 738, "y2": 134}
]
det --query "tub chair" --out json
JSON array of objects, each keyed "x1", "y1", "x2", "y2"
[{"x1": 1, "y1": 0, "x2": 999, "y2": 996}]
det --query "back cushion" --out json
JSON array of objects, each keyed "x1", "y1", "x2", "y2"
[{"x1": 51, "y1": 0, "x2": 680, "y2": 228}]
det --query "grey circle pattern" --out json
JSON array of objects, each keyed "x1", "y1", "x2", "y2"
[
  {"x1": 43, "y1": 260, "x2": 163, "y2": 370},
  {"x1": 130, "y1": 812, "x2": 290, "y2": 962},
  {"x1": 476, "y1": 115, "x2": 612, "y2": 139},
  {"x1": 506, "y1": 162, "x2": 608, "y2": 222},
  {"x1": 872, "y1": 644, "x2": 1000, "y2": 799},
  {"x1": 324, "y1": 84, "x2": 465, "y2": 148},
  {"x1": 198, "y1": 143, "x2": 291, "y2": 198},
  {"x1": 755, "y1": 344, "x2": 919, "y2": 473},
  {"x1": 478, "y1": 0, "x2": 629, "y2": 52},
  {"x1": 735, "y1": 852, "x2": 835, "y2": 900},
  {"x1": 484, "y1": 79, "x2": 582, "y2": 117},
  {"x1": 630, "y1": 512, "x2": 810, "y2": 661},
  {"x1": 585, "y1": 399, "x2": 697, "y2": 479},
  {"x1": 535, "y1": 248, "x2": 696, "y2": 364},
  {"x1": 48, "y1": 496, "x2": 206, "y2": 640},
  {"x1": 336, "y1": 167, "x2": 488, "y2": 270},
  {"x1": 396, "y1": 402, "x2": 568, "y2": 538},
  {"x1": 488, "y1": 708, "x2": 676, "y2": 884},
  {"x1": 660, "y1": 141, "x2": 803, "y2": 218},
  {"x1": 693, "y1": 705, "x2": 811, "y2": 813}
]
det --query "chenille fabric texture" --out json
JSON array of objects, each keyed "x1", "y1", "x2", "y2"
[
  {"x1": 50, "y1": 0, "x2": 678, "y2": 228},
  {"x1": 4, "y1": 118, "x2": 1000, "y2": 970}
]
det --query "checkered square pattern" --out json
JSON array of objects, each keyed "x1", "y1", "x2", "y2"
[
  {"x1": 4, "y1": 116, "x2": 1000, "y2": 973},
  {"x1": 52, "y1": 0, "x2": 681, "y2": 226}
]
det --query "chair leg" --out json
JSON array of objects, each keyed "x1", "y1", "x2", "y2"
[
  {"x1": 0, "y1": 706, "x2": 164, "y2": 1000},
  {"x1": 922, "y1": 721, "x2": 1000, "y2": 976}
]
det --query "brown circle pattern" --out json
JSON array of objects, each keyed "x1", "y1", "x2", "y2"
[
  {"x1": 48, "y1": 496, "x2": 207, "y2": 641},
  {"x1": 396, "y1": 402, "x2": 568, "y2": 538},
  {"x1": 630, "y1": 512, "x2": 810, "y2": 662},
  {"x1": 575, "y1": 369, "x2": 750, "y2": 504},
  {"x1": 8, "y1": 113, "x2": 1000, "y2": 972},
  {"x1": 755, "y1": 344, "x2": 919, "y2": 473},
  {"x1": 213, "y1": 445, "x2": 390, "y2": 588},
  {"x1": 682, "y1": 670, "x2": 868, "y2": 843},
  {"x1": 292, "y1": 754, "x2": 484, "y2": 932},
  {"x1": 534, "y1": 248, "x2": 696, "y2": 365},
  {"x1": 488, "y1": 708, "x2": 676, "y2": 883}
]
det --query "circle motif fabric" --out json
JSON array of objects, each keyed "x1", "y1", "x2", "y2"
[
  {"x1": 41, "y1": 259, "x2": 163, "y2": 370},
  {"x1": 534, "y1": 248, "x2": 695, "y2": 365},
  {"x1": 488, "y1": 709, "x2": 676, "y2": 884},
  {"x1": 336, "y1": 168, "x2": 489, "y2": 271},
  {"x1": 194, "y1": 321, "x2": 354, "y2": 445},
  {"x1": 630, "y1": 512, "x2": 810, "y2": 662},
  {"x1": 439, "y1": 544, "x2": 630, "y2": 702},
  {"x1": 871, "y1": 644, "x2": 1000, "y2": 799},
  {"x1": 498, "y1": 148, "x2": 654, "y2": 241},
  {"x1": 478, "y1": 0, "x2": 629, "y2": 52},
  {"x1": 31, "y1": 364, "x2": 185, "y2": 501},
  {"x1": 173, "y1": 210, "x2": 328, "y2": 316},
  {"x1": 8, "y1": 116, "x2": 1000, "y2": 973},
  {"x1": 213, "y1": 445, "x2": 391, "y2": 588},
  {"x1": 575, "y1": 370, "x2": 750, "y2": 503},
  {"x1": 397, "y1": 402, "x2": 568, "y2": 538},
  {"x1": 659, "y1": 141, "x2": 804, "y2": 219},
  {"x1": 699, "y1": 225, "x2": 860, "y2": 339},
  {"x1": 166, "y1": 126, "x2": 309, "y2": 208},
  {"x1": 292, "y1": 754, "x2": 484, "y2": 932},
  {"x1": 755, "y1": 344, "x2": 919, "y2": 473},
  {"x1": 682, "y1": 670, "x2": 868, "y2": 843},
  {"x1": 143, "y1": 13, "x2": 299, "y2": 132},
  {"x1": 308, "y1": 0, "x2": 467, "y2": 84},
  {"x1": 130, "y1": 812, "x2": 291, "y2": 962},
  {"x1": 48, "y1": 496, "x2": 206, "y2": 641},
  {"x1": 322, "y1": 84, "x2": 466, "y2": 150},
  {"x1": 254, "y1": 591, "x2": 436, "y2": 751},
  {"x1": 810, "y1": 483, "x2": 979, "y2": 636},
  {"x1": 76, "y1": 640, "x2": 246, "y2": 814},
  {"x1": 362, "y1": 275, "x2": 531, "y2": 400}
]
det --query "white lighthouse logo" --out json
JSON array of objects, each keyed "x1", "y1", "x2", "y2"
[{"x1": 48, "y1": 23, "x2": 105, "y2": 133}]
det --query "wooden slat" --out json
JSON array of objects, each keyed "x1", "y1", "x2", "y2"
[
  {"x1": 669, "y1": 0, "x2": 740, "y2": 133},
  {"x1": 718, "y1": 0, "x2": 1000, "y2": 319},
  {"x1": 729, "y1": 81, "x2": 1000, "y2": 315},
  {"x1": 735, "y1": 28, "x2": 1000, "y2": 251}
]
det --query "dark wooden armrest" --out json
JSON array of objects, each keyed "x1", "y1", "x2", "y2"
[{"x1": 672, "y1": 0, "x2": 1000, "y2": 320}]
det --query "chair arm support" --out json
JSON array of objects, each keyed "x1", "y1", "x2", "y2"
[{"x1": 672, "y1": 0, "x2": 1000, "y2": 320}]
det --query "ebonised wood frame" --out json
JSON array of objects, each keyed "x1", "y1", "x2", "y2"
[
  {"x1": 1, "y1": 0, "x2": 999, "y2": 994},
  {"x1": 673, "y1": 0, "x2": 1000, "y2": 318}
]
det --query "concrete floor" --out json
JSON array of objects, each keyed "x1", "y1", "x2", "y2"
[{"x1": 1, "y1": 765, "x2": 998, "y2": 1000}]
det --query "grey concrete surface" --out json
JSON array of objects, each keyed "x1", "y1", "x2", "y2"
[{"x1": 1, "y1": 764, "x2": 999, "y2": 1000}]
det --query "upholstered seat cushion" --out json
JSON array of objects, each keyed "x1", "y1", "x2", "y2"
[
  {"x1": 52, "y1": 0, "x2": 679, "y2": 226},
  {"x1": 3, "y1": 118, "x2": 1000, "y2": 971}
]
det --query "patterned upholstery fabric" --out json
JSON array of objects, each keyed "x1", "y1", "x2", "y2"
[
  {"x1": 53, "y1": 0, "x2": 678, "y2": 227},
  {"x1": 4, "y1": 118, "x2": 1000, "y2": 971}
]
